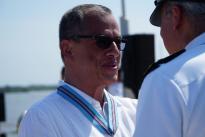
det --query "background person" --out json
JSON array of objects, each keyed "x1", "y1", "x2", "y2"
[
  {"x1": 107, "y1": 69, "x2": 124, "y2": 96},
  {"x1": 107, "y1": 69, "x2": 136, "y2": 98},
  {"x1": 18, "y1": 4, "x2": 138, "y2": 137},
  {"x1": 135, "y1": 0, "x2": 205, "y2": 137}
]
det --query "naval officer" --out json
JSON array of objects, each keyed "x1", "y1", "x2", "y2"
[{"x1": 135, "y1": 0, "x2": 205, "y2": 137}]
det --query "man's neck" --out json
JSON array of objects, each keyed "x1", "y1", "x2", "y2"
[{"x1": 64, "y1": 78, "x2": 105, "y2": 106}]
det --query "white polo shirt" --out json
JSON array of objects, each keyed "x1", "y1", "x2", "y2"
[{"x1": 18, "y1": 81, "x2": 138, "y2": 137}]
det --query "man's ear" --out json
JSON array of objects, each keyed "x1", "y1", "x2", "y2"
[
  {"x1": 172, "y1": 5, "x2": 183, "y2": 30},
  {"x1": 60, "y1": 40, "x2": 73, "y2": 59}
]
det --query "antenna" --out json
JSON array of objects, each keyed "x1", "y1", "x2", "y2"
[
  {"x1": 120, "y1": 0, "x2": 129, "y2": 36},
  {"x1": 122, "y1": 0, "x2": 126, "y2": 17}
]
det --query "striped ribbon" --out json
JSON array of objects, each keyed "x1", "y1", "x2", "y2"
[{"x1": 57, "y1": 85, "x2": 119, "y2": 136}]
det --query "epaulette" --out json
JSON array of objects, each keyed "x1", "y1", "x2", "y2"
[{"x1": 143, "y1": 49, "x2": 186, "y2": 78}]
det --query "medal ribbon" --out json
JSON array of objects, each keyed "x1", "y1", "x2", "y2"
[{"x1": 57, "y1": 85, "x2": 118, "y2": 136}]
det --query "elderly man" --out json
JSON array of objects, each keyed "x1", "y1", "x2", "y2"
[
  {"x1": 18, "y1": 4, "x2": 137, "y2": 137},
  {"x1": 135, "y1": 0, "x2": 205, "y2": 137}
]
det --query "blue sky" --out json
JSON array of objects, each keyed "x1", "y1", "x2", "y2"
[{"x1": 0, "y1": 0, "x2": 168, "y2": 86}]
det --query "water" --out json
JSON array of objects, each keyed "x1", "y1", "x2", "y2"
[{"x1": 0, "y1": 90, "x2": 53, "y2": 137}]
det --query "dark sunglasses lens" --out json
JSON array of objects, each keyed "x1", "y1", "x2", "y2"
[
  {"x1": 114, "y1": 39, "x2": 121, "y2": 47},
  {"x1": 96, "y1": 37, "x2": 112, "y2": 49},
  {"x1": 95, "y1": 36, "x2": 125, "y2": 51},
  {"x1": 114, "y1": 38, "x2": 126, "y2": 51}
]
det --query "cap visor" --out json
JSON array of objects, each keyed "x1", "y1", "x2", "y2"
[{"x1": 150, "y1": 5, "x2": 161, "y2": 26}]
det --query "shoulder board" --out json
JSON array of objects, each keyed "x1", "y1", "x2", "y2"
[{"x1": 143, "y1": 49, "x2": 186, "y2": 78}]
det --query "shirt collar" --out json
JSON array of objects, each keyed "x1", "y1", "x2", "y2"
[
  {"x1": 186, "y1": 32, "x2": 205, "y2": 50},
  {"x1": 58, "y1": 80, "x2": 107, "y2": 110}
]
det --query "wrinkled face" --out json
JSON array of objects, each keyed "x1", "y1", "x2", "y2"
[{"x1": 68, "y1": 14, "x2": 121, "y2": 86}]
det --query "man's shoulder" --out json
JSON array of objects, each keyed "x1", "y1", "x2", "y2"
[
  {"x1": 114, "y1": 97, "x2": 138, "y2": 119},
  {"x1": 146, "y1": 46, "x2": 205, "y2": 87},
  {"x1": 115, "y1": 96, "x2": 138, "y2": 109},
  {"x1": 26, "y1": 92, "x2": 59, "y2": 113},
  {"x1": 144, "y1": 49, "x2": 185, "y2": 78}
]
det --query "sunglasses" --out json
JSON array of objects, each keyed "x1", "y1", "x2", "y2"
[{"x1": 67, "y1": 35, "x2": 127, "y2": 51}]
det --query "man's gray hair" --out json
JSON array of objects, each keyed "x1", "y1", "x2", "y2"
[
  {"x1": 167, "y1": 1, "x2": 205, "y2": 20},
  {"x1": 59, "y1": 4, "x2": 112, "y2": 42},
  {"x1": 166, "y1": 1, "x2": 205, "y2": 32}
]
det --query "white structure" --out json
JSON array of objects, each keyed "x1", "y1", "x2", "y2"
[{"x1": 120, "y1": 0, "x2": 129, "y2": 36}]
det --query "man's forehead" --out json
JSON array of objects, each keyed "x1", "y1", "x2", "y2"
[{"x1": 84, "y1": 15, "x2": 118, "y2": 29}]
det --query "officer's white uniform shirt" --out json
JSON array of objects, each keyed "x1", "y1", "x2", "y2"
[
  {"x1": 135, "y1": 32, "x2": 205, "y2": 137},
  {"x1": 18, "y1": 81, "x2": 138, "y2": 137}
]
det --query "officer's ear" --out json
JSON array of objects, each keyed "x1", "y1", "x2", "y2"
[
  {"x1": 171, "y1": 5, "x2": 183, "y2": 30},
  {"x1": 60, "y1": 40, "x2": 73, "y2": 59}
]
